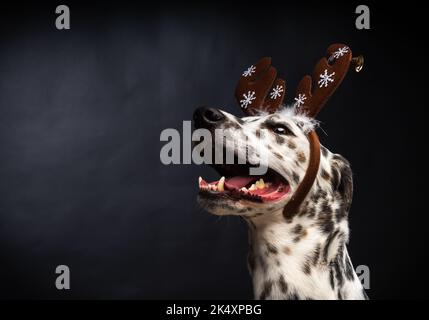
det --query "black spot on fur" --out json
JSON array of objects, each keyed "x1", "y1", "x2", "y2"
[
  {"x1": 329, "y1": 268, "x2": 335, "y2": 290},
  {"x1": 297, "y1": 151, "x2": 306, "y2": 163},
  {"x1": 303, "y1": 256, "x2": 312, "y2": 275},
  {"x1": 333, "y1": 258, "x2": 345, "y2": 289},
  {"x1": 312, "y1": 244, "x2": 321, "y2": 266},
  {"x1": 317, "y1": 201, "x2": 334, "y2": 234},
  {"x1": 283, "y1": 246, "x2": 292, "y2": 255},
  {"x1": 337, "y1": 164, "x2": 353, "y2": 208},
  {"x1": 307, "y1": 206, "x2": 316, "y2": 218},
  {"x1": 335, "y1": 207, "x2": 347, "y2": 223},
  {"x1": 323, "y1": 230, "x2": 340, "y2": 263},
  {"x1": 331, "y1": 156, "x2": 353, "y2": 221},
  {"x1": 311, "y1": 187, "x2": 327, "y2": 204},
  {"x1": 321, "y1": 200, "x2": 331, "y2": 214},
  {"x1": 321, "y1": 146, "x2": 328, "y2": 157},
  {"x1": 331, "y1": 167, "x2": 340, "y2": 190},
  {"x1": 293, "y1": 224, "x2": 303, "y2": 234},
  {"x1": 259, "y1": 122, "x2": 270, "y2": 131},
  {"x1": 275, "y1": 135, "x2": 285, "y2": 144},
  {"x1": 266, "y1": 242, "x2": 278, "y2": 255},
  {"x1": 310, "y1": 191, "x2": 321, "y2": 203},
  {"x1": 321, "y1": 169, "x2": 330, "y2": 180},
  {"x1": 332, "y1": 155, "x2": 352, "y2": 186},
  {"x1": 292, "y1": 224, "x2": 308, "y2": 243},
  {"x1": 292, "y1": 172, "x2": 300, "y2": 184},
  {"x1": 288, "y1": 292, "x2": 300, "y2": 300},
  {"x1": 259, "y1": 281, "x2": 273, "y2": 300},
  {"x1": 345, "y1": 255, "x2": 355, "y2": 281},
  {"x1": 279, "y1": 275, "x2": 288, "y2": 294},
  {"x1": 292, "y1": 236, "x2": 300, "y2": 243},
  {"x1": 273, "y1": 152, "x2": 284, "y2": 160}
]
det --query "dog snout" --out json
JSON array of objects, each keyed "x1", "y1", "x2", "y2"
[{"x1": 193, "y1": 107, "x2": 225, "y2": 129}]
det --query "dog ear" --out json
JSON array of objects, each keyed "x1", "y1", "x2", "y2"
[{"x1": 330, "y1": 155, "x2": 353, "y2": 212}]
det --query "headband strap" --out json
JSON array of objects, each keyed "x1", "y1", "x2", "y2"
[{"x1": 283, "y1": 130, "x2": 320, "y2": 219}]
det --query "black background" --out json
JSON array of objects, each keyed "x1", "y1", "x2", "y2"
[{"x1": 0, "y1": 1, "x2": 427, "y2": 299}]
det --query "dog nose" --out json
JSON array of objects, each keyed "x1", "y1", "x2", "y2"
[{"x1": 193, "y1": 107, "x2": 225, "y2": 128}]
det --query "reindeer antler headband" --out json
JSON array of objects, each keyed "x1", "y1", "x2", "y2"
[{"x1": 235, "y1": 44, "x2": 363, "y2": 218}]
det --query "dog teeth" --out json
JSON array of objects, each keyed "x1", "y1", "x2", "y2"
[
  {"x1": 249, "y1": 184, "x2": 257, "y2": 191},
  {"x1": 198, "y1": 176, "x2": 224, "y2": 193},
  {"x1": 240, "y1": 187, "x2": 248, "y2": 192},
  {"x1": 255, "y1": 178, "x2": 265, "y2": 189},
  {"x1": 199, "y1": 176, "x2": 210, "y2": 190},
  {"x1": 218, "y1": 176, "x2": 225, "y2": 192}
]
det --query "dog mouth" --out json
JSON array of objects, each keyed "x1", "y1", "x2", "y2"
[{"x1": 198, "y1": 163, "x2": 291, "y2": 203}]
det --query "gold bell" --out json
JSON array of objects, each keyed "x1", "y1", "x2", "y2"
[{"x1": 351, "y1": 55, "x2": 364, "y2": 72}]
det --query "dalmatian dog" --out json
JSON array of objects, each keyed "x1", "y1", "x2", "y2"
[
  {"x1": 193, "y1": 45, "x2": 367, "y2": 299},
  {"x1": 193, "y1": 105, "x2": 368, "y2": 300}
]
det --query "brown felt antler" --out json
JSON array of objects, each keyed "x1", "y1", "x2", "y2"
[
  {"x1": 234, "y1": 44, "x2": 363, "y2": 218},
  {"x1": 235, "y1": 57, "x2": 286, "y2": 116},
  {"x1": 294, "y1": 44, "x2": 356, "y2": 118}
]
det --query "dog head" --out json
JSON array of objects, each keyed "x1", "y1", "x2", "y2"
[{"x1": 194, "y1": 106, "x2": 353, "y2": 220}]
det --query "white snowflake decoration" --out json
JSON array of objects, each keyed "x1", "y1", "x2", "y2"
[
  {"x1": 269, "y1": 85, "x2": 284, "y2": 100},
  {"x1": 318, "y1": 69, "x2": 335, "y2": 88},
  {"x1": 294, "y1": 93, "x2": 307, "y2": 107},
  {"x1": 242, "y1": 65, "x2": 256, "y2": 77},
  {"x1": 331, "y1": 46, "x2": 349, "y2": 60},
  {"x1": 240, "y1": 91, "x2": 256, "y2": 109}
]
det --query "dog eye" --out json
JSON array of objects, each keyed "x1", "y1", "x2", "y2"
[{"x1": 273, "y1": 125, "x2": 294, "y2": 136}]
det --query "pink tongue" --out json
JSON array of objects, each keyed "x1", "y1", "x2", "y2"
[{"x1": 225, "y1": 176, "x2": 257, "y2": 190}]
